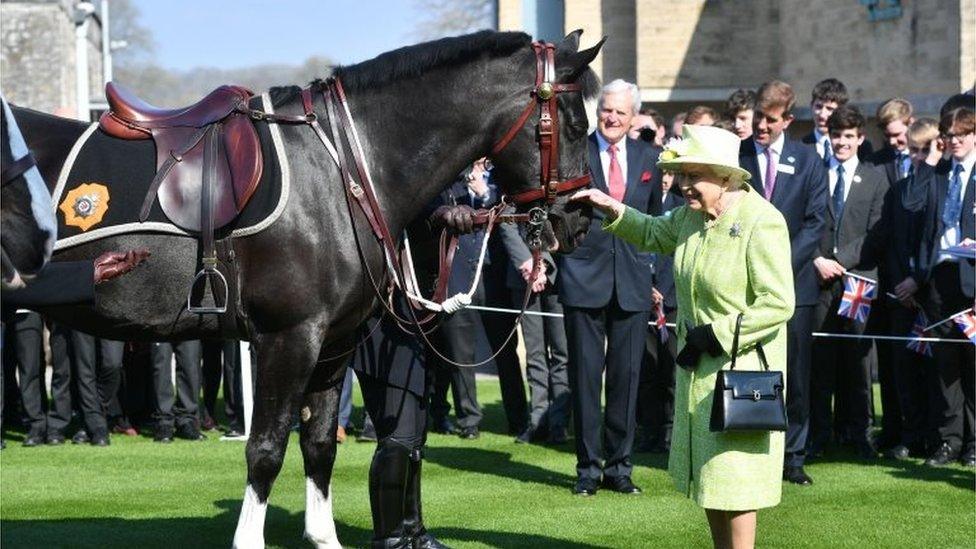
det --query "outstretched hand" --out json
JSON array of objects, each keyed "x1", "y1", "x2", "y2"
[
  {"x1": 94, "y1": 248, "x2": 151, "y2": 284},
  {"x1": 570, "y1": 189, "x2": 625, "y2": 221}
]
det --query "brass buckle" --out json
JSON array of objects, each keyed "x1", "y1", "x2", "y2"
[{"x1": 536, "y1": 82, "x2": 554, "y2": 101}]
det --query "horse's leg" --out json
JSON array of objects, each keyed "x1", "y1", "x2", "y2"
[
  {"x1": 232, "y1": 324, "x2": 323, "y2": 549},
  {"x1": 299, "y1": 347, "x2": 348, "y2": 548}
]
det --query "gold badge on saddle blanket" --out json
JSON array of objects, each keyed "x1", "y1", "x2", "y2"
[{"x1": 60, "y1": 183, "x2": 110, "y2": 231}]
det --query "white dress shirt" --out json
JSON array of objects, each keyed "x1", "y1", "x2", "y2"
[
  {"x1": 938, "y1": 152, "x2": 976, "y2": 264},
  {"x1": 813, "y1": 128, "x2": 831, "y2": 160},
  {"x1": 828, "y1": 155, "x2": 860, "y2": 203},
  {"x1": 595, "y1": 131, "x2": 628, "y2": 189}
]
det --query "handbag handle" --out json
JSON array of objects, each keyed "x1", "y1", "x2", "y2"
[{"x1": 729, "y1": 313, "x2": 770, "y2": 371}]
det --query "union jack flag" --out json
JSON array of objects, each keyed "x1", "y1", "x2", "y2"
[
  {"x1": 654, "y1": 302, "x2": 669, "y2": 343},
  {"x1": 953, "y1": 309, "x2": 976, "y2": 344},
  {"x1": 837, "y1": 274, "x2": 877, "y2": 323},
  {"x1": 906, "y1": 311, "x2": 933, "y2": 357}
]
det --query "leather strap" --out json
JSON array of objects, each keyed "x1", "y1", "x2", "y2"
[
  {"x1": 729, "y1": 313, "x2": 769, "y2": 371},
  {"x1": 201, "y1": 125, "x2": 219, "y2": 270},
  {"x1": 139, "y1": 124, "x2": 212, "y2": 221},
  {"x1": 490, "y1": 41, "x2": 590, "y2": 207},
  {"x1": 1, "y1": 152, "x2": 36, "y2": 187}
]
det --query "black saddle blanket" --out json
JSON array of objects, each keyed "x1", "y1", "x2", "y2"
[{"x1": 55, "y1": 98, "x2": 283, "y2": 243}]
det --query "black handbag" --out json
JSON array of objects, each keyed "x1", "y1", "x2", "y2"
[{"x1": 709, "y1": 313, "x2": 787, "y2": 432}]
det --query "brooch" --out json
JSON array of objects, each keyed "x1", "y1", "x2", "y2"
[
  {"x1": 729, "y1": 222, "x2": 742, "y2": 238},
  {"x1": 853, "y1": 175, "x2": 862, "y2": 183}
]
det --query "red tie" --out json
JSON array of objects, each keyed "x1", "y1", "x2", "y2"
[{"x1": 608, "y1": 144, "x2": 625, "y2": 201}]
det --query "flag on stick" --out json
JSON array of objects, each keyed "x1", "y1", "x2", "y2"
[
  {"x1": 837, "y1": 274, "x2": 877, "y2": 323},
  {"x1": 953, "y1": 309, "x2": 976, "y2": 344},
  {"x1": 906, "y1": 310, "x2": 933, "y2": 357},
  {"x1": 653, "y1": 301, "x2": 669, "y2": 343}
]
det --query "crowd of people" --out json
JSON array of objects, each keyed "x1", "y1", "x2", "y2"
[{"x1": 1, "y1": 72, "x2": 974, "y2": 546}]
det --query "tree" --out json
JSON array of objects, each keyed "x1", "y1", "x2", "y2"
[{"x1": 411, "y1": 0, "x2": 494, "y2": 41}]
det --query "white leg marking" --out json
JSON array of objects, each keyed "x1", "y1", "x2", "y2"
[
  {"x1": 304, "y1": 478, "x2": 341, "y2": 548},
  {"x1": 232, "y1": 484, "x2": 268, "y2": 549}
]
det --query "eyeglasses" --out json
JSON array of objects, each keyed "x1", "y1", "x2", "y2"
[{"x1": 942, "y1": 131, "x2": 974, "y2": 141}]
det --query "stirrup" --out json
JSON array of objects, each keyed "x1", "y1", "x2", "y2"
[{"x1": 186, "y1": 261, "x2": 228, "y2": 314}]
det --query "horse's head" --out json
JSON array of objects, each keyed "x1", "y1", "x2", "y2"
[
  {"x1": 1, "y1": 98, "x2": 55, "y2": 289},
  {"x1": 488, "y1": 31, "x2": 604, "y2": 254}
]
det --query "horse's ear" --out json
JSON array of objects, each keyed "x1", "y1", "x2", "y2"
[
  {"x1": 560, "y1": 29, "x2": 584, "y2": 52},
  {"x1": 560, "y1": 36, "x2": 606, "y2": 78}
]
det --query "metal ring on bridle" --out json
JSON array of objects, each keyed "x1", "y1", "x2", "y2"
[{"x1": 527, "y1": 207, "x2": 548, "y2": 226}]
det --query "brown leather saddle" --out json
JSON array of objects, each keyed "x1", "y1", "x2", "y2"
[{"x1": 99, "y1": 82, "x2": 264, "y2": 314}]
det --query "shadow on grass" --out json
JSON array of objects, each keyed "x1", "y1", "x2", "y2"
[
  {"x1": 1, "y1": 498, "x2": 608, "y2": 549},
  {"x1": 425, "y1": 445, "x2": 577, "y2": 489},
  {"x1": 807, "y1": 447, "x2": 975, "y2": 491}
]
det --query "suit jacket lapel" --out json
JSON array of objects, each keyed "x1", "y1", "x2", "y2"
[
  {"x1": 840, "y1": 164, "x2": 874, "y2": 231},
  {"x1": 588, "y1": 134, "x2": 608, "y2": 193},
  {"x1": 769, "y1": 140, "x2": 798, "y2": 204},
  {"x1": 739, "y1": 139, "x2": 763, "y2": 195},
  {"x1": 622, "y1": 139, "x2": 642, "y2": 205},
  {"x1": 935, "y1": 160, "x2": 952, "y2": 234}
]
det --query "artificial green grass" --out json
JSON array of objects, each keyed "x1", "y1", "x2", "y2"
[{"x1": 1, "y1": 381, "x2": 974, "y2": 548}]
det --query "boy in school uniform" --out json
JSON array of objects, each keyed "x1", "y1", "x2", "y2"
[
  {"x1": 867, "y1": 98, "x2": 917, "y2": 451},
  {"x1": 908, "y1": 105, "x2": 976, "y2": 467},
  {"x1": 801, "y1": 79, "x2": 873, "y2": 163},
  {"x1": 807, "y1": 105, "x2": 888, "y2": 460},
  {"x1": 871, "y1": 118, "x2": 941, "y2": 459}
]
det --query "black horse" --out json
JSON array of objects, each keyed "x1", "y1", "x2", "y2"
[
  {"x1": 1, "y1": 96, "x2": 55, "y2": 289},
  {"x1": 11, "y1": 30, "x2": 602, "y2": 547}
]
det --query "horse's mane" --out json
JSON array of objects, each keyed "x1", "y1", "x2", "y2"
[
  {"x1": 332, "y1": 30, "x2": 530, "y2": 92},
  {"x1": 268, "y1": 30, "x2": 599, "y2": 106}
]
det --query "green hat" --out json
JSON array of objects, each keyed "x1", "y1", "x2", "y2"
[{"x1": 656, "y1": 124, "x2": 752, "y2": 182}]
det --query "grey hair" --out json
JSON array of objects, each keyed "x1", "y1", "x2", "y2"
[{"x1": 597, "y1": 79, "x2": 641, "y2": 114}]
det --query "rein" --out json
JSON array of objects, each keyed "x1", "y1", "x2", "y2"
[
  {"x1": 245, "y1": 40, "x2": 588, "y2": 367},
  {"x1": 1, "y1": 151, "x2": 36, "y2": 188}
]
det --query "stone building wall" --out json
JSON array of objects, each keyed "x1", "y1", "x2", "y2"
[
  {"x1": 1, "y1": 0, "x2": 103, "y2": 117},
  {"x1": 497, "y1": 0, "x2": 972, "y2": 115}
]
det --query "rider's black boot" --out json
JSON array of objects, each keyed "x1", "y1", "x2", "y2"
[
  {"x1": 403, "y1": 448, "x2": 450, "y2": 549},
  {"x1": 369, "y1": 439, "x2": 413, "y2": 549}
]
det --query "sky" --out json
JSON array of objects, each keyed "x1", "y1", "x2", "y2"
[{"x1": 131, "y1": 0, "x2": 431, "y2": 70}]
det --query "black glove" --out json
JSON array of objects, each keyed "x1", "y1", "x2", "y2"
[
  {"x1": 675, "y1": 322, "x2": 723, "y2": 370},
  {"x1": 430, "y1": 204, "x2": 477, "y2": 234}
]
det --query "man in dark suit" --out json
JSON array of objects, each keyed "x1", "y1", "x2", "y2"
[
  {"x1": 637, "y1": 171, "x2": 683, "y2": 453},
  {"x1": 808, "y1": 106, "x2": 888, "y2": 461},
  {"x1": 558, "y1": 79, "x2": 657, "y2": 496},
  {"x1": 739, "y1": 80, "x2": 828, "y2": 485},
  {"x1": 800, "y1": 78, "x2": 873, "y2": 163},
  {"x1": 865, "y1": 99, "x2": 922, "y2": 455},
  {"x1": 908, "y1": 105, "x2": 976, "y2": 467}
]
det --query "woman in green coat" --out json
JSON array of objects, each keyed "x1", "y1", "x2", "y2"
[{"x1": 573, "y1": 125, "x2": 794, "y2": 549}]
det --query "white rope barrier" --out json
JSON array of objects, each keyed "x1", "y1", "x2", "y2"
[{"x1": 466, "y1": 304, "x2": 974, "y2": 344}]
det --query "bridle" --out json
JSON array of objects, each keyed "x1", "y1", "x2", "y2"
[
  {"x1": 244, "y1": 39, "x2": 592, "y2": 365},
  {"x1": 488, "y1": 41, "x2": 592, "y2": 248},
  {"x1": 1, "y1": 149, "x2": 36, "y2": 188}
]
